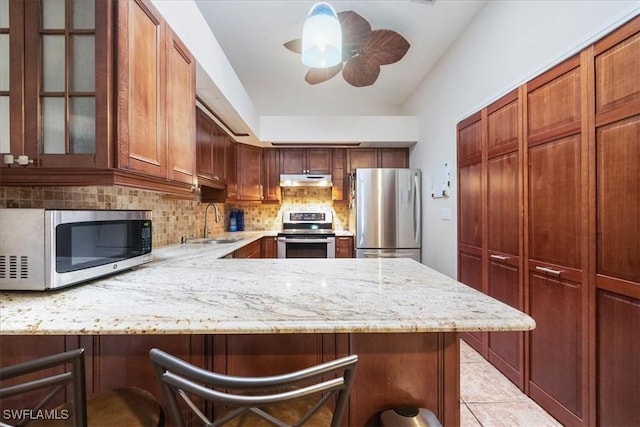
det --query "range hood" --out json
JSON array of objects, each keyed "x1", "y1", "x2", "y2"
[{"x1": 279, "y1": 174, "x2": 333, "y2": 188}]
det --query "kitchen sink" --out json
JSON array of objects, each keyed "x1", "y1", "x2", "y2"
[{"x1": 185, "y1": 237, "x2": 244, "y2": 245}]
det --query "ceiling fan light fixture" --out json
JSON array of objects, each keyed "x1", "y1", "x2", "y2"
[{"x1": 301, "y1": 2, "x2": 342, "y2": 68}]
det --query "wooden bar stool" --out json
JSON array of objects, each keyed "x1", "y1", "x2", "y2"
[
  {"x1": 0, "y1": 348, "x2": 161, "y2": 427},
  {"x1": 149, "y1": 348, "x2": 358, "y2": 427}
]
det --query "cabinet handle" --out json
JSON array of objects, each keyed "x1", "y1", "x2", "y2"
[
  {"x1": 535, "y1": 266, "x2": 562, "y2": 276},
  {"x1": 490, "y1": 254, "x2": 509, "y2": 261}
]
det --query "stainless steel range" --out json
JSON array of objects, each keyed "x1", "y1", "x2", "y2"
[{"x1": 277, "y1": 211, "x2": 335, "y2": 258}]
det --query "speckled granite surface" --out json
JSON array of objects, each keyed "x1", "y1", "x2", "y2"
[{"x1": 0, "y1": 234, "x2": 534, "y2": 335}]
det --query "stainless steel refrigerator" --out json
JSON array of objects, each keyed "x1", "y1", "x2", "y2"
[{"x1": 349, "y1": 168, "x2": 421, "y2": 262}]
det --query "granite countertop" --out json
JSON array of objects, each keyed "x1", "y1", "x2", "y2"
[{"x1": 0, "y1": 233, "x2": 534, "y2": 335}]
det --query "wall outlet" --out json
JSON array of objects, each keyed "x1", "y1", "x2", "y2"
[{"x1": 441, "y1": 208, "x2": 451, "y2": 220}]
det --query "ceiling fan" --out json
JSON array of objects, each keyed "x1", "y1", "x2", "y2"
[{"x1": 283, "y1": 10, "x2": 410, "y2": 87}]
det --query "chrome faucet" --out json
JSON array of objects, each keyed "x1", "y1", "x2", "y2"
[{"x1": 203, "y1": 203, "x2": 221, "y2": 238}]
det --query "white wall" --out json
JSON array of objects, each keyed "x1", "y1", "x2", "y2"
[{"x1": 405, "y1": 0, "x2": 640, "y2": 278}]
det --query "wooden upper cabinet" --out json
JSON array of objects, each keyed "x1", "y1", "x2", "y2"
[
  {"x1": 378, "y1": 148, "x2": 409, "y2": 168},
  {"x1": 225, "y1": 137, "x2": 237, "y2": 200},
  {"x1": 331, "y1": 148, "x2": 346, "y2": 201},
  {"x1": 280, "y1": 148, "x2": 331, "y2": 174},
  {"x1": 196, "y1": 108, "x2": 214, "y2": 179},
  {"x1": 527, "y1": 56, "x2": 581, "y2": 144},
  {"x1": 594, "y1": 16, "x2": 640, "y2": 123},
  {"x1": 21, "y1": 0, "x2": 109, "y2": 168},
  {"x1": 457, "y1": 113, "x2": 483, "y2": 163},
  {"x1": 196, "y1": 106, "x2": 227, "y2": 188},
  {"x1": 263, "y1": 148, "x2": 280, "y2": 203},
  {"x1": 348, "y1": 148, "x2": 377, "y2": 171},
  {"x1": 487, "y1": 90, "x2": 519, "y2": 156},
  {"x1": 117, "y1": 0, "x2": 164, "y2": 177},
  {"x1": 236, "y1": 143, "x2": 263, "y2": 201},
  {"x1": 165, "y1": 26, "x2": 195, "y2": 185}
]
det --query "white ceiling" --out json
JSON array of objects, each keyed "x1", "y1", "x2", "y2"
[{"x1": 194, "y1": 0, "x2": 487, "y2": 118}]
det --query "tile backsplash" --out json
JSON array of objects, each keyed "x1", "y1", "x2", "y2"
[{"x1": 0, "y1": 186, "x2": 349, "y2": 248}]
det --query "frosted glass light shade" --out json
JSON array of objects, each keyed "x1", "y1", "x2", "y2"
[{"x1": 301, "y1": 2, "x2": 342, "y2": 68}]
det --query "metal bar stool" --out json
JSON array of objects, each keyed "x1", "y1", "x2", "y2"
[
  {"x1": 0, "y1": 348, "x2": 161, "y2": 427},
  {"x1": 149, "y1": 348, "x2": 358, "y2": 427}
]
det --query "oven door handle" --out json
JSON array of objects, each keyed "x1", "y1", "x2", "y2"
[{"x1": 278, "y1": 237, "x2": 334, "y2": 244}]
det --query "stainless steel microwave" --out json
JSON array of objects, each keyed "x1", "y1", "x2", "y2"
[{"x1": 0, "y1": 209, "x2": 152, "y2": 291}]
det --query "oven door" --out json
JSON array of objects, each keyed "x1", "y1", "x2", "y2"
[{"x1": 277, "y1": 236, "x2": 335, "y2": 259}]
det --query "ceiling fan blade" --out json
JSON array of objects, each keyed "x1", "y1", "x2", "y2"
[
  {"x1": 305, "y1": 64, "x2": 343, "y2": 85},
  {"x1": 342, "y1": 55, "x2": 380, "y2": 87},
  {"x1": 338, "y1": 11, "x2": 372, "y2": 53},
  {"x1": 361, "y1": 29, "x2": 410, "y2": 65},
  {"x1": 283, "y1": 39, "x2": 302, "y2": 54}
]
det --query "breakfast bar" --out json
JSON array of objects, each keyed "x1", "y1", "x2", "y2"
[{"x1": 0, "y1": 241, "x2": 535, "y2": 426}]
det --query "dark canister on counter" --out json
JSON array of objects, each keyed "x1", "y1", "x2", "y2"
[
  {"x1": 236, "y1": 209, "x2": 244, "y2": 231},
  {"x1": 229, "y1": 210, "x2": 238, "y2": 232}
]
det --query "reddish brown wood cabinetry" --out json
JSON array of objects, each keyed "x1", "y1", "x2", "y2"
[
  {"x1": 335, "y1": 236, "x2": 354, "y2": 258},
  {"x1": 592, "y1": 16, "x2": 640, "y2": 427},
  {"x1": 456, "y1": 113, "x2": 485, "y2": 355},
  {"x1": 262, "y1": 148, "x2": 281, "y2": 203},
  {"x1": 236, "y1": 143, "x2": 263, "y2": 202},
  {"x1": 346, "y1": 148, "x2": 408, "y2": 172},
  {"x1": 196, "y1": 107, "x2": 227, "y2": 189},
  {"x1": 165, "y1": 26, "x2": 195, "y2": 185},
  {"x1": 485, "y1": 90, "x2": 524, "y2": 390},
  {"x1": 2, "y1": 0, "x2": 197, "y2": 197},
  {"x1": 261, "y1": 236, "x2": 278, "y2": 258},
  {"x1": 233, "y1": 239, "x2": 262, "y2": 259},
  {"x1": 117, "y1": 0, "x2": 164, "y2": 178},
  {"x1": 280, "y1": 148, "x2": 331, "y2": 174},
  {"x1": 524, "y1": 55, "x2": 588, "y2": 426},
  {"x1": 457, "y1": 17, "x2": 640, "y2": 426}
]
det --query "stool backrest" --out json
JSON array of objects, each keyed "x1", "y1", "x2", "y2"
[
  {"x1": 149, "y1": 348, "x2": 358, "y2": 427},
  {"x1": 0, "y1": 348, "x2": 87, "y2": 427}
]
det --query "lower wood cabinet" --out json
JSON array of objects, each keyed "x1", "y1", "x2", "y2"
[
  {"x1": 1, "y1": 332, "x2": 460, "y2": 427},
  {"x1": 261, "y1": 236, "x2": 278, "y2": 258},
  {"x1": 335, "y1": 236, "x2": 354, "y2": 258},
  {"x1": 233, "y1": 239, "x2": 261, "y2": 258}
]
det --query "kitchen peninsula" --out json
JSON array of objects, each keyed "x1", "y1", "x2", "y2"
[{"x1": 0, "y1": 237, "x2": 535, "y2": 426}]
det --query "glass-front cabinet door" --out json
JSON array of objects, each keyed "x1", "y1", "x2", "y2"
[
  {"x1": 23, "y1": 0, "x2": 108, "y2": 168},
  {"x1": 0, "y1": 0, "x2": 9, "y2": 154}
]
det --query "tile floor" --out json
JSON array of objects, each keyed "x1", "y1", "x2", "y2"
[{"x1": 459, "y1": 339, "x2": 563, "y2": 427}]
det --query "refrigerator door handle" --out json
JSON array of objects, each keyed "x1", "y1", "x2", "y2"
[{"x1": 413, "y1": 173, "x2": 421, "y2": 242}]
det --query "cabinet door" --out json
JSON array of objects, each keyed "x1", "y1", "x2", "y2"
[
  {"x1": 335, "y1": 236, "x2": 353, "y2": 258},
  {"x1": 225, "y1": 137, "x2": 237, "y2": 200},
  {"x1": 593, "y1": 19, "x2": 640, "y2": 426},
  {"x1": 261, "y1": 236, "x2": 278, "y2": 258},
  {"x1": 196, "y1": 107, "x2": 214, "y2": 179},
  {"x1": 0, "y1": 336, "x2": 71, "y2": 413},
  {"x1": 306, "y1": 148, "x2": 331, "y2": 173},
  {"x1": 526, "y1": 55, "x2": 587, "y2": 426},
  {"x1": 280, "y1": 149, "x2": 305, "y2": 174},
  {"x1": 23, "y1": 0, "x2": 108, "y2": 168},
  {"x1": 1, "y1": 0, "x2": 21, "y2": 157},
  {"x1": 457, "y1": 113, "x2": 485, "y2": 354},
  {"x1": 347, "y1": 148, "x2": 377, "y2": 171},
  {"x1": 236, "y1": 143, "x2": 262, "y2": 201},
  {"x1": 117, "y1": 0, "x2": 164, "y2": 177},
  {"x1": 164, "y1": 26, "x2": 195, "y2": 184},
  {"x1": 262, "y1": 148, "x2": 280, "y2": 202},
  {"x1": 378, "y1": 148, "x2": 408, "y2": 168},
  {"x1": 331, "y1": 149, "x2": 346, "y2": 201}
]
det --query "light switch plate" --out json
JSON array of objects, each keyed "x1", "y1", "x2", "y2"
[{"x1": 441, "y1": 208, "x2": 451, "y2": 220}]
